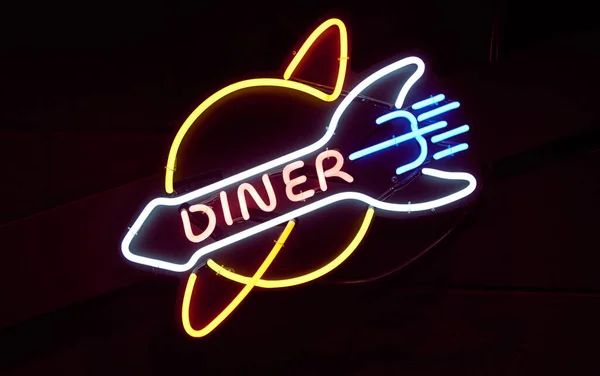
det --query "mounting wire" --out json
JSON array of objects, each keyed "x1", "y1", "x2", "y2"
[
  {"x1": 333, "y1": 209, "x2": 468, "y2": 285},
  {"x1": 377, "y1": 160, "x2": 429, "y2": 201},
  {"x1": 332, "y1": 165, "x2": 483, "y2": 285},
  {"x1": 291, "y1": 77, "x2": 394, "y2": 109},
  {"x1": 178, "y1": 76, "x2": 477, "y2": 284}
]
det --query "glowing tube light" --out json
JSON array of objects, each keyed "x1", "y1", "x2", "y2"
[
  {"x1": 122, "y1": 56, "x2": 429, "y2": 272},
  {"x1": 207, "y1": 207, "x2": 374, "y2": 288},
  {"x1": 121, "y1": 168, "x2": 475, "y2": 273},
  {"x1": 349, "y1": 121, "x2": 447, "y2": 161},
  {"x1": 417, "y1": 102, "x2": 460, "y2": 122},
  {"x1": 396, "y1": 143, "x2": 426, "y2": 175},
  {"x1": 237, "y1": 174, "x2": 277, "y2": 220},
  {"x1": 182, "y1": 220, "x2": 296, "y2": 337},
  {"x1": 433, "y1": 143, "x2": 469, "y2": 160},
  {"x1": 165, "y1": 18, "x2": 349, "y2": 194},
  {"x1": 411, "y1": 94, "x2": 445, "y2": 110},
  {"x1": 283, "y1": 18, "x2": 348, "y2": 101},
  {"x1": 315, "y1": 150, "x2": 354, "y2": 191},
  {"x1": 375, "y1": 109, "x2": 415, "y2": 125},
  {"x1": 376, "y1": 111, "x2": 427, "y2": 176},
  {"x1": 165, "y1": 79, "x2": 337, "y2": 194},
  {"x1": 162, "y1": 58, "x2": 425, "y2": 195},
  {"x1": 180, "y1": 204, "x2": 217, "y2": 243},
  {"x1": 283, "y1": 161, "x2": 315, "y2": 202},
  {"x1": 431, "y1": 125, "x2": 470, "y2": 143}
]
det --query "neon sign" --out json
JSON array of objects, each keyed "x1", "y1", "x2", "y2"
[{"x1": 121, "y1": 18, "x2": 477, "y2": 337}]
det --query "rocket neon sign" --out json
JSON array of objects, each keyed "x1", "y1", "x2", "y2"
[{"x1": 121, "y1": 18, "x2": 477, "y2": 337}]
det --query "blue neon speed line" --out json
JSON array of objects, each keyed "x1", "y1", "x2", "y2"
[
  {"x1": 411, "y1": 94, "x2": 445, "y2": 110},
  {"x1": 431, "y1": 125, "x2": 470, "y2": 143},
  {"x1": 417, "y1": 102, "x2": 460, "y2": 122},
  {"x1": 433, "y1": 143, "x2": 469, "y2": 160},
  {"x1": 349, "y1": 121, "x2": 447, "y2": 160},
  {"x1": 380, "y1": 111, "x2": 426, "y2": 176}
]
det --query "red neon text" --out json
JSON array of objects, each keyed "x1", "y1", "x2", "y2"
[{"x1": 180, "y1": 150, "x2": 353, "y2": 243}]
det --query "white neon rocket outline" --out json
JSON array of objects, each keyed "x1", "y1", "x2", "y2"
[{"x1": 121, "y1": 56, "x2": 477, "y2": 273}]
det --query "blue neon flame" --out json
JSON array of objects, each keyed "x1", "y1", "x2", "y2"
[
  {"x1": 433, "y1": 143, "x2": 469, "y2": 160},
  {"x1": 369, "y1": 110, "x2": 427, "y2": 175},
  {"x1": 376, "y1": 111, "x2": 404, "y2": 125},
  {"x1": 411, "y1": 94, "x2": 445, "y2": 110},
  {"x1": 349, "y1": 121, "x2": 448, "y2": 160},
  {"x1": 352, "y1": 94, "x2": 470, "y2": 177},
  {"x1": 431, "y1": 124, "x2": 470, "y2": 143},
  {"x1": 417, "y1": 102, "x2": 460, "y2": 122}
]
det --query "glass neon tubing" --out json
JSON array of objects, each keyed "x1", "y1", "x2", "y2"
[
  {"x1": 165, "y1": 18, "x2": 349, "y2": 194},
  {"x1": 417, "y1": 102, "x2": 460, "y2": 122},
  {"x1": 207, "y1": 207, "x2": 374, "y2": 288},
  {"x1": 433, "y1": 143, "x2": 469, "y2": 160},
  {"x1": 283, "y1": 18, "x2": 348, "y2": 101},
  {"x1": 121, "y1": 168, "x2": 475, "y2": 272},
  {"x1": 162, "y1": 55, "x2": 425, "y2": 196},
  {"x1": 431, "y1": 125, "x2": 470, "y2": 143},
  {"x1": 411, "y1": 94, "x2": 445, "y2": 110},
  {"x1": 349, "y1": 121, "x2": 447, "y2": 161},
  {"x1": 182, "y1": 220, "x2": 295, "y2": 337},
  {"x1": 371, "y1": 110, "x2": 427, "y2": 175},
  {"x1": 122, "y1": 56, "x2": 427, "y2": 271}
]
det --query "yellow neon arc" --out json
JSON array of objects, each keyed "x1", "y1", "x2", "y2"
[
  {"x1": 284, "y1": 18, "x2": 348, "y2": 101},
  {"x1": 165, "y1": 80, "x2": 331, "y2": 194},
  {"x1": 179, "y1": 19, "x2": 354, "y2": 337},
  {"x1": 182, "y1": 220, "x2": 296, "y2": 337},
  {"x1": 207, "y1": 207, "x2": 374, "y2": 288},
  {"x1": 165, "y1": 18, "x2": 348, "y2": 194}
]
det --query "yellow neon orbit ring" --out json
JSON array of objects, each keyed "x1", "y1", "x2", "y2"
[
  {"x1": 178, "y1": 19, "x2": 363, "y2": 337},
  {"x1": 207, "y1": 207, "x2": 374, "y2": 288},
  {"x1": 182, "y1": 220, "x2": 296, "y2": 337},
  {"x1": 284, "y1": 18, "x2": 348, "y2": 101},
  {"x1": 164, "y1": 18, "x2": 348, "y2": 194}
]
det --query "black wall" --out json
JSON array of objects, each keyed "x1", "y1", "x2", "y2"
[{"x1": 1, "y1": 2, "x2": 599, "y2": 374}]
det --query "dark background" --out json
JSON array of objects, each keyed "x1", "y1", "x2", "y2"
[{"x1": 1, "y1": 1, "x2": 600, "y2": 374}]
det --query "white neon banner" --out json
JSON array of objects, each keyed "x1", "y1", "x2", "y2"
[{"x1": 120, "y1": 56, "x2": 477, "y2": 273}]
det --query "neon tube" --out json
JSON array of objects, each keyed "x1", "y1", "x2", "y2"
[
  {"x1": 165, "y1": 79, "x2": 336, "y2": 194},
  {"x1": 371, "y1": 110, "x2": 427, "y2": 176},
  {"x1": 121, "y1": 168, "x2": 476, "y2": 272},
  {"x1": 165, "y1": 18, "x2": 349, "y2": 194},
  {"x1": 433, "y1": 143, "x2": 469, "y2": 160},
  {"x1": 417, "y1": 102, "x2": 460, "y2": 122},
  {"x1": 180, "y1": 204, "x2": 217, "y2": 243},
  {"x1": 122, "y1": 56, "x2": 429, "y2": 271},
  {"x1": 162, "y1": 55, "x2": 425, "y2": 198},
  {"x1": 207, "y1": 207, "x2": 374, "y2": 288},
  {"x1": 431, "y1": 125, "x2": 470, "y2": 143},
  {"x1": 397, "y1": 112, "x2": 426, "y2": 176},
  {"x1": 349, "y1": 121, "x2": 447, "y2": 161},
  {"x1": 182, "y1": 220, "x2": 295, "y2": 337},
  {"x1": 237, "y1": 174, "x2": 277, "y2": 221},
  {"x1": 283, "y1": 18, "x2": 348, "y2": 102},
  {"x1": 283, "y1": 161, "x2": 315, "y2": 202},
  {"x1": 219, "y1": 191, "x2": 234, "y2": 226},
  {"x1": 411, "y1": 94, "x2": 445, "y2": 110},
  {"x1": 315, "y1": 150, "x2": 354, "y2": 191}
]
